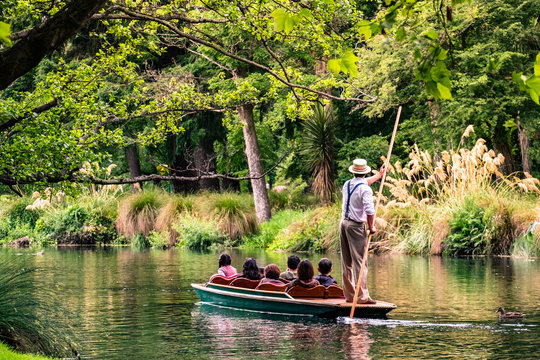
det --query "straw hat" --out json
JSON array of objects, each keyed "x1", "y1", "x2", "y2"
[{"x1": 348, "y1": 159, "x2": 371, "y2": 174}]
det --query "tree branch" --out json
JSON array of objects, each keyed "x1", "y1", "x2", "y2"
[
  {"x1": 0, "y1": 98, "x2": 59, "y2": 132},
  {"x1": 0, "y1": 0, "x2": 109, "y2": 90},
  {"x1": 100, "y1": 6, "x2": 377, "y2": 103}
]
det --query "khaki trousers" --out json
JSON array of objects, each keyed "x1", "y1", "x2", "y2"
[{"x1": 340, "y1": 219, "x2": 370, "y2": 302}]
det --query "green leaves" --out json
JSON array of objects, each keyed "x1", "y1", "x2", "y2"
[
  {"x1": 0, "y1": 21, "x2": 12, "y2": 47},
  {"x1": 327, "y1": 50, "x2": 360, "y2": 77},
  {"x1": 271, "y1": 8, "x2": 312, "y2": 35},
  {"x1": 513, "y1": 53, "x2": 540, "y2": 105}
]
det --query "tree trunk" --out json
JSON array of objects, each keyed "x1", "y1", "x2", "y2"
[
  {"x1": 516, "y1": 119, "x2": 531, "y2": 174},
  {"x1": 125, "y1": 144, "x2": 142, "y2": 192},
  {"x1": 237, "y1": 104, "x2": 271, "y2": 222},
  {"x1": 194, "y1": 142, "x2": 220, "y2": 190},
  {"x1": 493, "y1": 139, "x2": 517, "y2": 175}
]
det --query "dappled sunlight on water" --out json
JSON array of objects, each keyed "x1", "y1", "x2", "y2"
[{"x1": 1, "y1": 248, "x2": 538, "y2": 359}]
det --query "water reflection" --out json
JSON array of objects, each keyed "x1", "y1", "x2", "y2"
[{"x1": 0, "y1": 248, "x2": 539, "y2": 359}]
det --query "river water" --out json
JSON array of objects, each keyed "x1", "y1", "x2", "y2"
[{"x1": 1, "y1": 247, "x2": 539, "y2": 359}]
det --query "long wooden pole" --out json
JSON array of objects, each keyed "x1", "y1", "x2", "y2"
[{"x1": 349, "y1": 106, "x2": 402, "y2": 318}]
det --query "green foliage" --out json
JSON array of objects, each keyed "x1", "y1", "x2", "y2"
[
  {"x1": 268, "y1": 178, "x2": 316, "y2": 210},
  {"x1": 512, "y1": 231, "x2": 540, "y2": 258},
  {"x1": 0, "y1": 21, "x2": 11, "y2": 46},
  {"x1": 268, "y1": 206, "x2": 340, "y2": 252},
  {"x1": 173, "y1": 215, "x2": 225, "y2": 250},
  {"x1": 336, "y1": 135, "x2": 389, "y2": 186},
  {"x1": 513, "y1": 53, "x2": 540, "y2": 105},
  {"x1": 131, "y1": 233, "x2": 150, "y2": 250},
  {"x1": 242, "y1": 209, "x2": 305, "y2": 248},
  {"x1": 147, "y1": 231, "x2": 169, "y2": 248},
  {"x1": 443, "y1": 197, "x2": 489, "y2": 255}
]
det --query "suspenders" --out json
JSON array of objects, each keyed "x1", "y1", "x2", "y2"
[{"x1": 345, "y1": 180, "x2": 366, "y2": 219}]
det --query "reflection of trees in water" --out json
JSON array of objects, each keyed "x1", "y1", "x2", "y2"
[
  {"x1": 341, "y1": 323, "x2": 373, "y2": 360},
  {"x1": 193, "y1": 305, "x2": 375, "y2": 359}
]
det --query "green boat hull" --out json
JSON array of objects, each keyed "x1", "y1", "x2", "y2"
[{"x1": 192, "y1": 283, "x2": 396, "y2": 318}]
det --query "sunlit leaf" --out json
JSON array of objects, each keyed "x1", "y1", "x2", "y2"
[
  {"x1": 437, "y1": 82, "x2": 453, "y2": 100},
  {"x1": 0, "y1": 21, "x2": 12, "y2": 47},
  {"x1": 424, "y1": 30, "x2": 438, "y2": 40},
  {"x1": 534, "y1": 53, "x2": 540, "y2": 76},
  {"x1": 327, "y1": 59, "x2": 341, "y2": 76},
  {"x1": 341, "y1": 50, "x2": 359, "y2": 77}
]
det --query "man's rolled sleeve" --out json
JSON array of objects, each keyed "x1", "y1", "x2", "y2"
[{"x1": 362, "y1": 187, "x2": 375, "y2": 215}]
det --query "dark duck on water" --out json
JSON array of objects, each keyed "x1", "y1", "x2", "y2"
[{"x1": 497, "y1": 307, "x2": 525, "y2": 320}]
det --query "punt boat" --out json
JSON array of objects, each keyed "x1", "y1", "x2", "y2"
[{"x1": 192, "y1": 278, "x2": 396, "y2": 318}]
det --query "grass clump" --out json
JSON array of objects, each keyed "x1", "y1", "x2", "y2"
[
  {"x1": 0, "y1": 259, "x2": 77, "y2": 358},
  {"x1": 116, "y1": 189, "x2": 165, "y2": 240},
  {"x1": 200, "y1": 192, "x2": 258, "y2": 242}
]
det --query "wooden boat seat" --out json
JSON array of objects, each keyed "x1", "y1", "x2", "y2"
[
  {"x1": 255, "y1": 282, "x2": 287, "y2": 292},
  {"x1": 209, "y1": 274, "x2": 237, "y2": 285},
  {"x1": 287, "y1": 285, "x2": 326, "y2": 298},
  {"x1": 325, "y1": 285, "x2": 344, "y2": 298},
  {"x1": 230, "y1": 278, "x2": 261, "y2": 289}
]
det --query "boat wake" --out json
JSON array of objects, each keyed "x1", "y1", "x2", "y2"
[{"x1": 337, "y1": 317, "x2": 537, "y2": 331}]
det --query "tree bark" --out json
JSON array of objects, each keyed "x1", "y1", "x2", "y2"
[
  {"x1": 125, "y1": 144, "x2": 142, "y2": 192},
  {"x1": 237, "y1": 104, "x2": 271, "y2": 222},
  {"x1": 516, "y1": 119, "x2": 531, "y2": 174},
  {"x1": 194, "y1": 142, "x2": 220, "y2": 190},
  {"x1": 0, "y1": 0, "x2": 108, "y2": 90},
  {"x1": 493, "y1": 139, "x2": 517, "y2": 175}
]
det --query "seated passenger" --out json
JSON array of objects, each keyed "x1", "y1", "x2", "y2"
[
  {"x1": 217, "y1": 253, "x2": 237, "y2": 278},
  {"x1": 237, "y1": 257, "x2": 263, "y2": 280},
  {"x1": 286, "y1": 259, "x2": 320, "y2": 291},
  {"x1": 280, "y1": 255, "x2": 300, "y2": 281},
  {"x1": 260, "y1": 264, "x2": 285, "y2": 286},
  {"x1": 314, "y1": 258, "x2": 338, "y2": 287}
]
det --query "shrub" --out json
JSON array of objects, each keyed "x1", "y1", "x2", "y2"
[
  {"x1": 173, "y1": 215, "x2": 225, "y2": 249},
  {"x1": 147, "y1": 231, "x2": 169, "y2": 248},
  {"x1": 242, "y1": 209, "x2": 305, "y2": 248},
  {"x1": 268, "y1": 178, "x2": 317, "y2": 210},
  {"x1": 132, "y1": 233, "x2": 150, "y2": 250},
  {"x1": 268, "y1": 206, "x2": 340, "y2": 252},
  {"x1": 116, "y1": 189, "x2": 165, "y2": 239},
  {"x1": 443, "y1": 197, "x2": 488, "y2": 255}
]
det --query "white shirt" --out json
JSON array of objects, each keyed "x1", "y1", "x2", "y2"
[{"x1": 341, "y1": 177, "x2": 375, "y2": 222}]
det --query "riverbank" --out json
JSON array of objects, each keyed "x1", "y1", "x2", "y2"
[
  {"x1": 0, "y1": 341, "x2": 56, "y2": 360},
  {"x1": 1, "y1": 186, "x2": 539, "y2": 257}
]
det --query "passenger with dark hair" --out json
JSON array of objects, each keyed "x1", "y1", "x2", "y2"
[
  {"x1": 237, "y1": 257, "x2": 263, "y2": 280},
  {"x1": 286, "y1": 259, "x2": 320, "y2": 291},
  {"x1": 260, "y1": 264, "x2": 285, "y2": 285},
  {"x1": 314, "y1": 258, "x2": 338, "y2": 287},
  {"x1": 217, "y1": 253, "x2": 237, "y2": 277},
  {"x1": 280, "y1": 255, "x2": 300, "y2": 280}
]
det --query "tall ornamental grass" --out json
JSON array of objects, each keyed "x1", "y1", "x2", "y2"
[
  {"x1": 116, "y1": 189, "x2": 165, "y2": 240},
  {"x1": 198, "y1": 192, "x2": 258, "y2": 241},
  {"x1": 377, "y1": 126, "x2": 540, "y2": 256},
  {"x1": 0, "y1": 258, "x2": 77, "y2": 358}
]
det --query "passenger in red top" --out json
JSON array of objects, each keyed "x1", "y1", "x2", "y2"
[
  {"x1": 260, "y1": 264, "x2": 285, "y2": 285},
  {"x1": 217, "y1": 253, "x2": 237, "y2": 277},
  {"x1": 286, "y1": 259, "x2": 320, "y2": 291}
]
